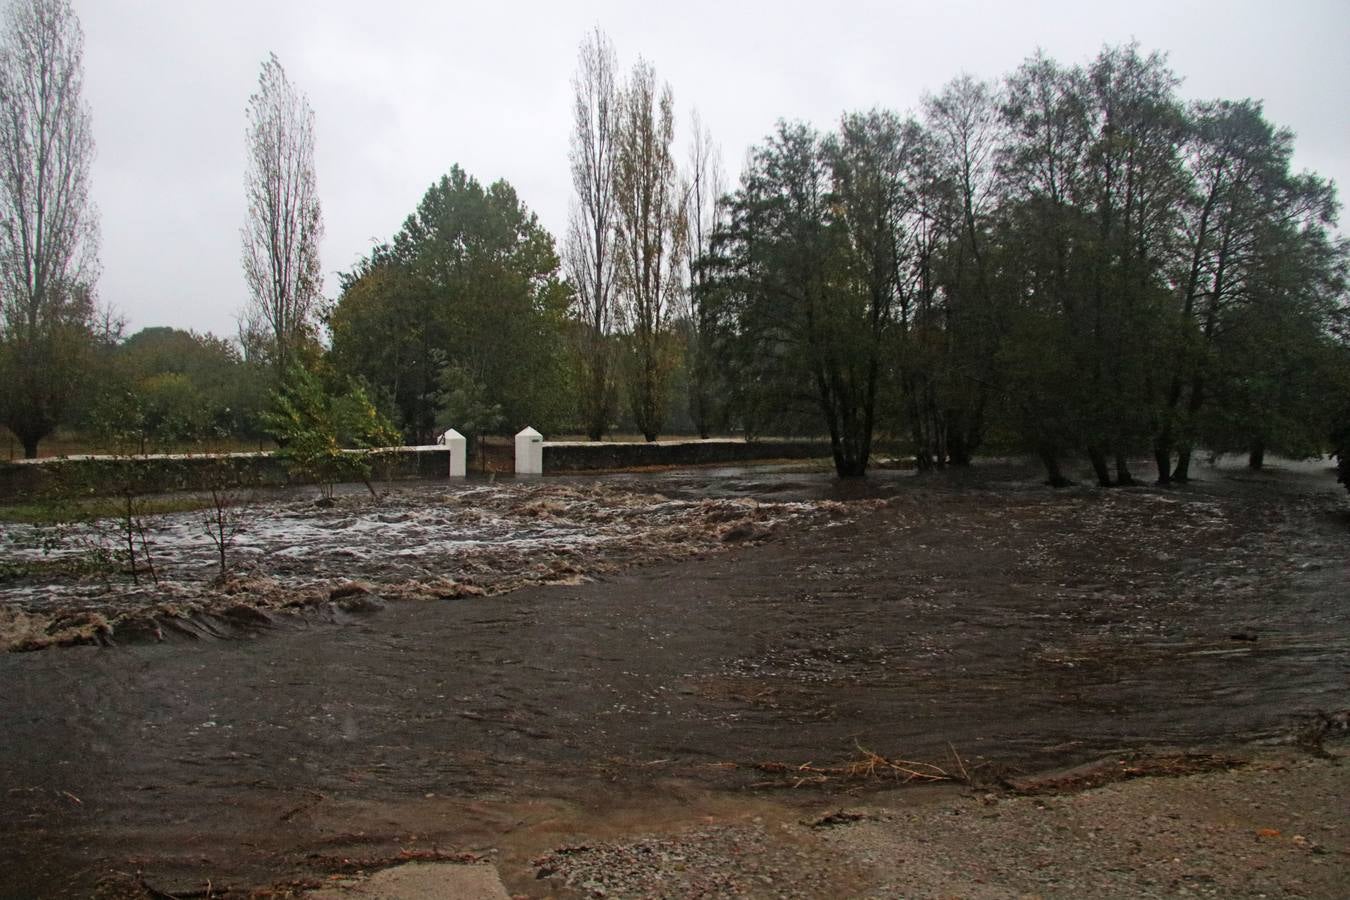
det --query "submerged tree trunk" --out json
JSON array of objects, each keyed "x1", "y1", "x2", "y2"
[
  {"x1": 1248, "y1": 441, "x2": 1265, "y2": 471},
  {"x1": 1114, "y1": 453, "x2": 1136, "y2": 487},
  {"x1": 1039, "y1": 445, "x2": 1072, "y2": 487},
  {"x1": 1173, "y1": 445, "x2": 1194, "y2": 483},
  {"x1": 836, "y1": 456, "x2": 868, "y2": 477},
  {"x1": 1087, "y1": 446, "x2": 1112, "y2": 487},
  {"x1": 1173, "y1": 373, "x2": 1205, "y2": 482},
  {"x1": 947, "y1": 428, "x2": 972, "y2": 467},
  {"x1": 905, "y1": 372, "x2": 936, "y2": 471},
  {"x1": 1152, "y1": 440, "x2": 1172, "y2": 485},
  {"x1": 691, "y1": 360, "x2": 712, "y2": 438},
  {"x1": 827, "y1": 427, "x2": 869, "y2": 478}
]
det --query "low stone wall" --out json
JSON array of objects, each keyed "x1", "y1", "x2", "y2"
[
  {"x1": 543, "y1": 438, "x2": 830, "y2": 472},
  {"x1": 0, "y1": 439, "x2": 831, "y2": 502},
  {"x1": 0, "y1": 447, "x2": 451, "y2": 503}
]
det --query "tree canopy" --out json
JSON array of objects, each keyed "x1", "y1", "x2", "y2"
[
  {"x1": 700, "y1": 44, "x2": 1347, "y2": 480},
  {"x1": 330, "y1": 166, "x2": 571, "y2": 444}
]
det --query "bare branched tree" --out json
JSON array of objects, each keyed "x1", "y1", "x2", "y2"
[
  {"x1": 615, "y1": 59, "x2": 683, "y2": 442},
  {"x1": 0, "y1": 0, "x2": 99, "y2": 457},
  {"x1": 920, "y1": 75, "x2": 1005, "y2": 465},
  {"x1": 201, "y1": 458, "x2": 251, "y2": 580},
  {"x1": 241, "y1": 53, "x2": 322, "y2": 380},
  {"x1": 681, "y1": 109, "x2": 725, "y2": 438},
  {"x1": 565, "y1": 28, "x2": 620, "y2": 440}
]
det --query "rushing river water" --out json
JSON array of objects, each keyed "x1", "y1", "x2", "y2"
[{"x1": 1, "y1": 459, "x2": 1346, "y2": 896}]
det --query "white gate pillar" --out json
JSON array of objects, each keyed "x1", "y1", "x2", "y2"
[
  {"x1": 515, "y1": 426, "x2": 543, "y2": 475},
  {"x1": 441, "y1": 428, "x2": 466, "y2": 477}
]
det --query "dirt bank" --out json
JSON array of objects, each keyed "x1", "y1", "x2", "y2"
[
  {"x1": 0, "y1": 458, "x2": 1346, "y2": 897},
  {"x1": 522, "y1": 748, "x2": 1348, "y2": 899}
]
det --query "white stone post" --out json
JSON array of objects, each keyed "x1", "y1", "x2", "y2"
[
  {"x1": 515, "y1": 426, "x2": 543, "y2": 475},
  {"x1": 442, "y1": 428, "x2": 466, "y2": 477}
]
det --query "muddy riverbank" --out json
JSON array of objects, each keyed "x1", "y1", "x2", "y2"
[{"x1": 1, "y1": 458, "x2": 1346, "y2": 896}]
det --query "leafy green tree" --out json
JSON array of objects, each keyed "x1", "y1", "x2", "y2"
[
  {"x1": 1196, "y1": 213, "x2": 1348, "y2": 467},
  {"x1": 826, "y1": 110, "x2": 924, "y2": 473},
  {"x1": 330, "y1": 167, "x2": 572, "y2": 443},
  {"x1": 329, "y1": 253, "x2": 440, "y2": 441},
  {"x1": 996, "y1": 46, "x2": 1189, "y2": 486},
  {"x1": 706, "y1": 123, "x2": 829, "y2": 445},
  {"x1": 79, "y1": 327, "x2": 263, "y2": 451},
  {"x1": 137, "y1": 373, "x2": 207, "y2": 445},
  {"x1": 0, "y1": 284, "x2": 98, "y2": 456},
  {"x1": 1163, "y1": 101, "x2": 1341, "y2": 481},
  {"x1": 1078, "y1": 45, "x2": 1189, "y2": 485},
  {"x1": 437, "y1": 362, "x2": 505, "y2": 470},
  {"x1": 711, "y1": 119, "x2": 908, "y2": 476},
  {"x1": 263, "y1": 365, "x2": 399, "y2": 499},
  {"x1": 995, "y1": 52, "x2": 1098, "y2": 483},
  {"x1": 695, "y1": 44, "x2": 1343, "y2": 487}
]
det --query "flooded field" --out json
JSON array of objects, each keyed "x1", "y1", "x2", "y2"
[{"x1": 0, "y1": 458, "x2": 1346, "y2": 896}]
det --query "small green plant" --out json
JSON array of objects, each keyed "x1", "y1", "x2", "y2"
[{"x1": 263, "y1": 365, "x2": 400, "y2": 499}]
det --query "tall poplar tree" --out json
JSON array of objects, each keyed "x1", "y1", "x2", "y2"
[
  {"x1": 614, "y1": 59, "x2": 683, "y2": 442},
  {"x1": 0, "y1": 0, "x2": 99, "y2": 457},
  {"x1": 565, "y1": 28, "x2": 620, "y2": 440},
  {"x1": 240, "y1": 53, "x2": 322, "y2": 381}
]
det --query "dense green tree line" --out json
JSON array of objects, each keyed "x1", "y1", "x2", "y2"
[
  {"x1": 80, "y1": 327, "x2": 268, "y2": 451},
  {"x1": 700, "y1": 45, "x2": 1348, "y2": 481}
]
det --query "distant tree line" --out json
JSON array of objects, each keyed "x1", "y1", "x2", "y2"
[{"x1": 0, "y1": 1, "x2": 1345, "y2": 489}]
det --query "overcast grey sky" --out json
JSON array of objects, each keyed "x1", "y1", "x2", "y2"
[{"x1": 76, "y1": 0, "x2": 1349, "y2": 340}]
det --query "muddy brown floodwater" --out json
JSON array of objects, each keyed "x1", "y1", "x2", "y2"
[{"x1": 0, "y1": 458, "x2": 1347, "y2": 897}]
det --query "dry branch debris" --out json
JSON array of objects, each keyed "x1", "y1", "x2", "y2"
[{"x1": 748, "y1": 745, "x2": 967, "y2": 789}]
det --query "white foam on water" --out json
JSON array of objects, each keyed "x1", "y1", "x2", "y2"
[{"x1": 1, "y1": 482, "x2": 853, "y2": 617}]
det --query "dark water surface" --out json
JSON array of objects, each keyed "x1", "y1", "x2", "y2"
[{"x1": 2, "y1": 459, "x2": 1346, "y2": 895}]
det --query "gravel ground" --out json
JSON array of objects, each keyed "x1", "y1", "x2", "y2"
[{"x1": 528, "y1": 749, "x2": 1347, "y2": 899}]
